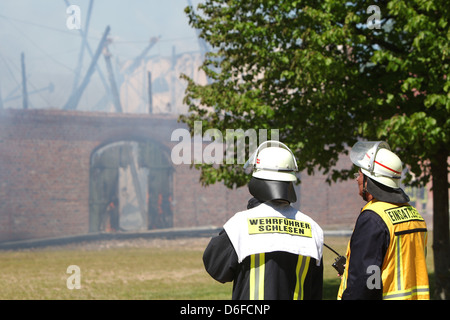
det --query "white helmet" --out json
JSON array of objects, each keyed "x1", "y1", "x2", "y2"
[
  {"x1": 350, "y1": 141, "x2": 403, "y2": 188},
  {"x1": 244, "y1": 140, "x2": 298, "y2": 182}
]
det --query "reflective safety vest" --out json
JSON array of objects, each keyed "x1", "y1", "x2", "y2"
[{"x1": 338, "y1": 200, "x2": 429, "y2": 300}]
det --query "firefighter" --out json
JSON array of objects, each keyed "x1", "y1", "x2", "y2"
[
  {"x1": 337, "y1": 141, "x2": 429, "y2": 300},
  {"x1": 203, "y1": 141, "x2": 324, "y2": 300}
]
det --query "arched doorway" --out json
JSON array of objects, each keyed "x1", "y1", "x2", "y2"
[{"x1": 89, "y1": 140, "x2": 173, "y2": 232}]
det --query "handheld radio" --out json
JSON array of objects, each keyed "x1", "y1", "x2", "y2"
[{"x1": 324, "y1": 243, "x2": 346, "y2": 275}]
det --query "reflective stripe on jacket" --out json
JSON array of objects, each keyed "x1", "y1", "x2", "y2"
[{"x1": 248, "y1": 252, "x2": 314, "y2": 300}]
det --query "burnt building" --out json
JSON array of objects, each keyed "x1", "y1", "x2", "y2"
[{"x1": 0, "y1": 108, "x2": 414, "y2": 243}]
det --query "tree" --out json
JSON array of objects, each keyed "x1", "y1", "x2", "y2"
[{"x1": 181, "y1": 0, "x2": 449, "y2": 299}]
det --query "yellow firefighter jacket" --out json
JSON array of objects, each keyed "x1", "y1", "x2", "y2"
[{"x1": 338, "y1": 199, "x2": 429, "y2": 300}]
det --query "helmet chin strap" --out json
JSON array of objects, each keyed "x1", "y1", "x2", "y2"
[{"x1": 362, "y1": 174, "x2": 369, "y2": 201}]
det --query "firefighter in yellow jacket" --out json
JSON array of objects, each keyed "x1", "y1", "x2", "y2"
[
  {"x1": 338, "y1": 141, "x2": 429, "y2": 300},
  {"x1": 203, "y1": 141, "x2": 324, "y2": 300}
]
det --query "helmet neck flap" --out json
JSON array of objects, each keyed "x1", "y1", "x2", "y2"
[
  {"x1": 366, "y1": 175, "x2": 410, "y2": 204},
  {"x1": 248, "y1": 177, "x2": 297, "y2": 204}
]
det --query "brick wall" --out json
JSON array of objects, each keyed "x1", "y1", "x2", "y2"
[{"x1": 0, "y1": 109, "x2": 252, "y2": 241}]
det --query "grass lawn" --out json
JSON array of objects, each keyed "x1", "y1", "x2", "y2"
[{"x1": 0, "y1": 235, "x2": 435, "y2": 300}]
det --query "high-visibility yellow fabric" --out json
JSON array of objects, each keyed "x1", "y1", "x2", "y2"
[
  {"x1": 338, "y1": 200, "x2": 429, "y2": 300},
  {"x1": 294, "y1": 255, "x2": 311, "y2": 300},
  {"x1": 250, "y1": 253, "x2": 265, "y2": 300}
]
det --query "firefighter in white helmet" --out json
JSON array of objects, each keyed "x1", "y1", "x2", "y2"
[
  {"x1": 338, "y1": 141, "x2": 429, "y2": 300},
  {"x1": 203, "y1": 141, "x2": 324, "y2": 300}
]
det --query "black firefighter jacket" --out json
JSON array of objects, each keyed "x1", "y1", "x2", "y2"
[{"x1": 203, "y1": 199, "x2": 323, "y2": 300}]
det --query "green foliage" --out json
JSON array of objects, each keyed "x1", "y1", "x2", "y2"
[{"x1": 181, "y1": 0, "x2": 449, "y2": 187}]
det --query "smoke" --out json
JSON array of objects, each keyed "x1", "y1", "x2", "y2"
[{"x1": 0, "y1": 0, "x2": 205, "y2": 112}]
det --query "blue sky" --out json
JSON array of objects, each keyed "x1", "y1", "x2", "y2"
[{"x1": 0, "y1": 0, "x2": 204, "y2": 109}]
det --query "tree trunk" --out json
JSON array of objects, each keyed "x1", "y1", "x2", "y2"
[{"x1": 431, "y1": 150, "x2": 450, "y2": 300}]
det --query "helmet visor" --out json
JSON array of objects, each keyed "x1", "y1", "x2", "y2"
[{"x1": 350, "y1": 141, "x2": 390, "y2": 172}]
